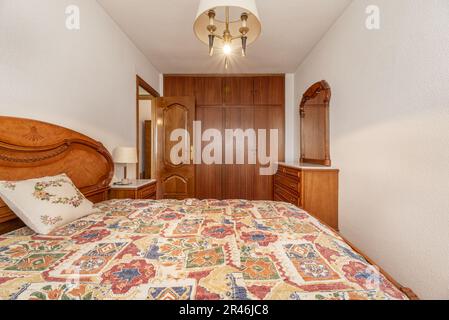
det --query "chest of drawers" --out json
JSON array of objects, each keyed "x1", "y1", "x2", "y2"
[{"x1": 274, "y1": 163, "x2": 339, "y2": 230}]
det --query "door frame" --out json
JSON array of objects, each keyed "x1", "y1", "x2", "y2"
[{"x1": 136, "y1": 75, "x2": 160, "y2": 179}]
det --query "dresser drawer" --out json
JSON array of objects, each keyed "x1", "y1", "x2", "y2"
[
  {"x1": 138, "y1": 183, "x2": 157, "y2": 199},
  {"x1": 275, "y1": 174, "x2": 300, "y2": 193},
  {"x1": 273, "y1": 193, "x2": 285, "y2": 202},
  {"x1": 278, "y1": 165, "x2": 301, "y2": 179},
  {"x1": 274, "y1": 184, "x2": 300, "y2": 206}
]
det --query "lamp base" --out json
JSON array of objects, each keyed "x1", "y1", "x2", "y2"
[
  {"x1": 113, "y1": 166, "x2": 132, "y2": 185},
  {"x1": 114, "y1": 179, "x2": 132, "y2": 186}
]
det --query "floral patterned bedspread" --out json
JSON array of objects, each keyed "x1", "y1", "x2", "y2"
[{"x1": 0, "y1": 199, "x2": 408, "y2": 300}]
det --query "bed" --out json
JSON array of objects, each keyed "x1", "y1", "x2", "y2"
[{"x1": 0, "y1": 116, "x2": 417, "y2": 300}]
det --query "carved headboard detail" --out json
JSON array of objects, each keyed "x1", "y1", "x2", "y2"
[{"x1": 0, "y1": 116, "x2": 114, "y2": 234}]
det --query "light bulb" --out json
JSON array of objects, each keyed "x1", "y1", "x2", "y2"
[{"x1": 223, "y1": 44, "x2": 232, "y2": 55}]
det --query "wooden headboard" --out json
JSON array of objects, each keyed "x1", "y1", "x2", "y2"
[{"x1": 0, "y1": 116, "x2": 114, "y2": 234}]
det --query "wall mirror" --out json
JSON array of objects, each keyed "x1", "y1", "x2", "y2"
[{"x1": 300, "y1": 80, "x2": 331, "y2": 166}]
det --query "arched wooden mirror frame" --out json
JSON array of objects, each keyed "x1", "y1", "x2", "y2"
[{"x1": 300, "y1": 80, "x2": 331, "y2": 166}]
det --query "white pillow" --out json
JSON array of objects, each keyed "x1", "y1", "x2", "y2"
[{"x1": 0, "y1": 174, "x2": 94, "y2": 235}]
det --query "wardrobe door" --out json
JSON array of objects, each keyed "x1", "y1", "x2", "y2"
[
  {"x1": 163, "y1": 76, "x2": 195, "y2": 97},
  {"x1": 223, "y1": 107, "x2": 255, "y2": 200},
  {"x1": 253, "y1": 76, "x2": 285, "y2": 105},
  {"x1": 195, "y1": 77, "x2": 223, "y2": 106},
  {"x1": 223, "y1": 77, "x2": 254, "y2": 106},
  {"x1": 196, "y1": 106, "x2": 224, "y2": 199},
  {"x1": 253, "y1": 105, "x2": 285, "y2": 200}
]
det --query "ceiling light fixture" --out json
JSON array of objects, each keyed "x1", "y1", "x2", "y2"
[{"x1": 194, "y1": 0, "x2": 261, "y2": 69}]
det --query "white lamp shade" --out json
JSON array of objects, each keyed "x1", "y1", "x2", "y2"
[
  {"x1": 195, "y1": 0, "x2": 260, "y2": 21},
  {"x1": 194, "y1": 0, "x2": 261, "y2": 50},
  {"x1": 112, "y1": 147, "x2": 138, "y2": 164}
]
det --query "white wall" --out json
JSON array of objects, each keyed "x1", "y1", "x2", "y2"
[
  {"x1": 284, "y1": 74, "x2": 300, "y2": 162},
  {"x1": 0, "y1": 0, "x2": 161, "y2": 179},
  {"x1": 294, "y1": 0, "x2": 449, "y2": 299}
]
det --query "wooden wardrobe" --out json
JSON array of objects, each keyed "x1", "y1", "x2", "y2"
[{"x1": 164, "y1": 75, "x2": 285, "y2": 201}]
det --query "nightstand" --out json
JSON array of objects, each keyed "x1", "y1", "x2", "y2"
[{"x1": 109, "y1": 180, "x2": 157, "y2": 200}]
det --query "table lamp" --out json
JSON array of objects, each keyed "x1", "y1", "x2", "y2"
[{"x1": 112, "y1": 147, "x2": 138, "y2": 185}]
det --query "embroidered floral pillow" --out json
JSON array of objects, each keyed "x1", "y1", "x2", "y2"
[{"x1": 0, "y1": 174, "x2": 95, "y2": 235}]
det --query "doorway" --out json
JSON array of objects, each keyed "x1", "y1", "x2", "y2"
[{"x1": 136, "y1": 75, "x2": 160, "y2": 179}]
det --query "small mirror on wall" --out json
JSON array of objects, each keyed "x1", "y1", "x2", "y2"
[{"x1": 300, "y1": 80, "x2": 331, "y2": 166}]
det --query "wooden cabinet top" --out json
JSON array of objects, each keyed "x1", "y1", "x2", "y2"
[
  {"x1": 110, "y1": 179, "x2": 157, "y2": 190},
  {"x1": 278, "y1": 162, "x2": 339, "y2": 172}
]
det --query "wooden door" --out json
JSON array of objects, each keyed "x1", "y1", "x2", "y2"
[
  {"x1": 222, "y1": 107, "x2": 255, "y2": 200},
  {"x1": 196, "y1": 106, "x2": 224, "y2": 199},
  {"x1": 154, "y1": 97, "x2": 195, "y2": 199},
  {"x1": 143, "y1": 120, "x2": 152, "y2": 179},
  {"x1": 163, "y1": 76, "x2": 195, "y2": 97},
  {"x1": 195, "y1": 77, "x2": 223, "y2": 106},
  {"x1": 254, "y1": 76, "x2": 285, "y2": 105},
  {"x1": 224, "y1": 77, "x2": 254, "y2": 106},
  {"x1": 253, "y1": 106, "x2": 285, "y2": 200}
]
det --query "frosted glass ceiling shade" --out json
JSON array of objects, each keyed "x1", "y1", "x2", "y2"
[{"x1": 194, "y1": 0, "x2": 261, "y2": 50}]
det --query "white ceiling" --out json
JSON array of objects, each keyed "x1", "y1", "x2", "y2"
[{"x1": 97, "y1": 0, "x2": 352, "y2": 74}]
